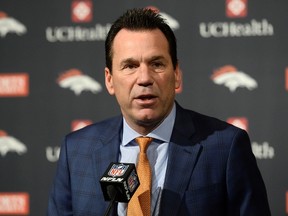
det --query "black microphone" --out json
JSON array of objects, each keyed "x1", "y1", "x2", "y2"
[{"x1": 100, "y1": 162, "x2": 140, "y2": 216}]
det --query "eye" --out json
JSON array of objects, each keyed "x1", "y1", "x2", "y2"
[
  {"x1": 122, "y1": 64, "x2": 137, "y2": 70},
  {"x1": 151, "y1": 61, "x2": 165, "y2": 72},
  {"x1": 127, "y1": 64, "x2": 137, "y2": 69},
  {"x1": 153, "y1": 62, "x2": 163, "y2": 67}
]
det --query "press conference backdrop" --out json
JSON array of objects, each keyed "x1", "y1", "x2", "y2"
[{"x1": 0, "y1": 0, "x2": 287, "y2": 215}]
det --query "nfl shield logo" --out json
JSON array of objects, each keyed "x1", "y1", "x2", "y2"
[{"x1": 108, "y1": 164, "x2": 129, "y2": 177}]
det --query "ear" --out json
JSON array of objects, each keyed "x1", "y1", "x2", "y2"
[
  {"x1": 105, "y1": 67, "x2": 115, "y2": 95},
  {"x1": 174, "y1": 64, "x2": 182, "y2": 93}
]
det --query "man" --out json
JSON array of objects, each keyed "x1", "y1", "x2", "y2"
[{"x1": 47, "y1": 8, "x2": 271, "y2": 216}]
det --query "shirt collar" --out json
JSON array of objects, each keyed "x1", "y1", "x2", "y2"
[{"x1": 122, "y1": 103, "x2": 176, "y2": 146}]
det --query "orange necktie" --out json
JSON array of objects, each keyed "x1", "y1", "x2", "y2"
[{"x1": 127, "y1": 137, "x2": 153, "y2": 216}]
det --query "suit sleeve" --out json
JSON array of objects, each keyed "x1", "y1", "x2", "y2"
[
  {"x1": 47, "y1": 137, "x2": 73, "y2": 216},
  {"x1": 226, "y1": 129, "x2": 271, "y2": 216}
]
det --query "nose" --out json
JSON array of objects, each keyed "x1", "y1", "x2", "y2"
[{"x1": 136, "y1": 64, "x2": 154, "y2": 87}]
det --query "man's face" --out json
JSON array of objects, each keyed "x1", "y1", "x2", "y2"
[{"x1": 105, "y1": 29, "x2": 181, "y2": 134}]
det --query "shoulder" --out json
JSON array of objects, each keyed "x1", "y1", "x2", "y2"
[
  {"x1": 175, "y1": 102, "x2": 247, "y2": 143},
  {"x1": 65, "y1": 115, "x2": 123, "y2": 142},
  {"x1": 176, "y1": 103, "x2": 237, "y2": 130}
]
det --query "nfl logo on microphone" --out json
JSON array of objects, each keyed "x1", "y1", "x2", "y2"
[
  {"x1": 108, "y1": 164, "x2": 129, "y2": 177},
  {"x1": 100, "y1": 163, "x2": 140, "y2": 202}
]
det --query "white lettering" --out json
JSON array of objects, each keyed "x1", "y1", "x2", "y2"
[
  {"x1": 199, "y1": 19, "x2": 274, "y2": 38},
  {"x1": 46, "y1": 24, "x2": 111, "y2": 42},
  {"x1": 252, "y1": 141, "x2": 275, "y2": 159},
  {"x1": 46, "y1": 146, "x2": 60, "y2": 162},
  {"x1": 101, "y1": 177, "x2": 123, "y2": 182}
]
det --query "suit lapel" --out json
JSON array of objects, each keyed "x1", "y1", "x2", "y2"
[
  {"x1": 92, "y1": 116, "x2": 123, "y2": 193},
  {"x1": 89, "y1": 105, "x2": 202, "y2": 215},
  {"x1": 160, "y1": 104, "x2": 202, "y2": 215}
]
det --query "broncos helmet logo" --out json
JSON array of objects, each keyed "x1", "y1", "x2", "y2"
[
  {"x1": 0, "y1": 130, "x2": 27, "y2": 156},
  {"x1": 211, "y1": 65, "x2": 258, "y2": 92},
  {"x1": 0, "y1": 11, "x2": 27, "y2": 37},
  {"x1": 145, "y1": 6, "x2": 180, "y2": 30},
  {"x1": 57, "y1": 68, "x2": 102, "y2": 95}
]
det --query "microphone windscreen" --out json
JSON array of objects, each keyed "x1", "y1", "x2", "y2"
[{"x1": 100, "y1": 163, "x2": 140, "y2": 203}]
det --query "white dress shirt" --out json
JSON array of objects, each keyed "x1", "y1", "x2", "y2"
[{"x1": 117, "y1": 103, "x2": 176, "y2": 215}]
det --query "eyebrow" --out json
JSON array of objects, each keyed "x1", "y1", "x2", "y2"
[
  {"x1": 149, "y1": 55, "x2": 166, "y2": 62},
  {"x1": 120, "y1": 58, "x2": 136, "y2": 65},
  {"x1": 120, "y1": 55, "x2": 166, "y2": 66}
]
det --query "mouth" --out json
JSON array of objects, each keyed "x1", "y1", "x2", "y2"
[
  {"x1": 134, "y1": 94, "x2": 157, "y2": 105},
  {"x1": 136, "y1": 94, "x2": 156, "y2": 100}
]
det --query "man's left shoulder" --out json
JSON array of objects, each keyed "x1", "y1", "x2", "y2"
[{"x1": 177, "y1": 103, "x2": 244, "y2": 137}]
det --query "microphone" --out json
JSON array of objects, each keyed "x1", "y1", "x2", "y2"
[{"x1": 100, "y1": 162, "x2": 140, "y2": 215}]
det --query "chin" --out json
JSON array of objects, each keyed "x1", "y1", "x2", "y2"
[{"x1": 136, "y1": 114, "x2": 162, "y2": 127}]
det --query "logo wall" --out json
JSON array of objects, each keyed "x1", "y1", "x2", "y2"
[
  {"x1": 226, "y1": 0, "x2": 247, "y2": 18},
  {"x1": 0, "y1": 11, "x2": 27, "y2": 37},
  {"x1": 226, "y1": 118, "x2": 275, "y2": 159},
  {"x1": 0, "y1": 193, "x2": 29, "y2": 215},
  {"x1": 199, "y1": 0, "x2": 274, "y2": 38},
  {"x1": 211, "y1": 65, "x2": 257, "y2": 92},
  {"x1": 0, "y1": 130, "x2": 27, "y2": 157},
  {"x1": 0, "y1": 73, "x2": 29, "y2": 97},
  {"x1": 145, "y1": 6, "x2": 180, "y2": 30},
  {"x1": 252, "y1": 141, "x2": 274, "y2": 159},
  {"x1": 46, "y1": 0, "x2": 110, "y2": 42},
  {"x1": 46, "y1": 146, "x2": 60, "y2": 162},
  {"x1": 227, "y1": 117, "x2": 248, "y2": 131},
  {"x1": 46, "y1": 119, "x2": 93, "y2": 162},
  {"x1": 57, "y1": 68, "x2": 102, "y2": 95},
  {"x1": 71, "y1": 120, "x2": 93, "y2": 131},
  {"x1": 46, "y1": 4, "x2": 179, "y2": 42},
  {"x1": 72, "y1": 0, "x2": 93, "y2": 23}
]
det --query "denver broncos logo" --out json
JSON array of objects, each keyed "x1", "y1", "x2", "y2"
[
  {"x1": 0, "y1": 130, "x2": 27, "y2": 156},
  {"x1": 0, "y1": 11, "x2": 27, "y2": 37},
  {"x1": 57, "y1": 68, "x2": 102, "y2": 95},
  {"x1": 145, "y1": 6, "x2": 180, "y2": 30},
  {"x1": 211, "y1": 65, "x2": 258, "y2": 92}
]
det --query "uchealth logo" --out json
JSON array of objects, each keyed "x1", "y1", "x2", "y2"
[
  {"x1": 227, "y1": 117, "x2": 248, "y2": 131},
  {"x1": 199, "y1": 19, "x2": 274, "y2": 38},
  {"x1": 71, "y1": 0, "x2": 93, "y2": 23},
  {"x1": 71, "y1": 120, "x2": 93, "y2": 131},
  {"x1": 0, "y1": 130, "x2": 27, "y2": 157},
  {"x1": 226, "y1": 0, "x2": 247, "y2": 18},
  {"x1": 45, "y1": 3, "x2": 110, "y2": 42},
  {"x1": 211, "y1": 65, "x2": 258, "y2": 92},
  {"x1": 199, "y1": 0, "x2": 274, "y2": 38},
  {"x1": 46, "y1": 146, "x2": 60, "y2": 162},
  {"x1": 0, "y1": 11, "x2": 27, "y2": 37},
  {"x1": 145, "y1": 6, "x2": 180, "y2": 30},
  {"x1": 0, "y1": 193, "x2": 29, "y2": 215},
  {"x1": 0, "y1": 73, "x2": 29, "y2": 97},
  {"x1": 57, "y1": 68, "x2": 102, "y2": 95},
  {"x1": 252, "y1": 141, "x2": 274, "y2": 159}
]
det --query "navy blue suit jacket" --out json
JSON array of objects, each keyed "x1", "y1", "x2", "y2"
[{"x1": 47, "y1": 103, "x2": 271, "y2": 216}]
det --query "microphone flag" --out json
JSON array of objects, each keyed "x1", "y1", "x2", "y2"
[{"x1": 100, "y1": 162, "x2": 140, "y2": 203}]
